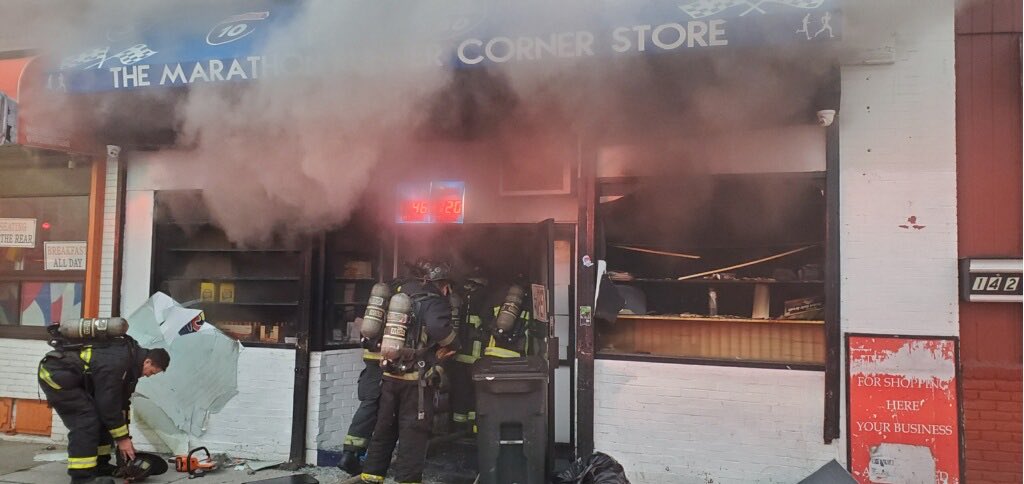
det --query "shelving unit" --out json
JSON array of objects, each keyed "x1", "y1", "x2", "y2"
[
  {"x1": 320, "y1": 220, "x2": 385, "y2": 350},
  {"x1": 597, "y1": 173, "x2": 829, "y2": 365},
  {"x1": 150, "y1": 191, "x2": 309, "y2": 347}
]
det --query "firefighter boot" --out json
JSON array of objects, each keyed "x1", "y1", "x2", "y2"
[{"x1": 337, "y1": 449, "x2": 362, "y2": 476}]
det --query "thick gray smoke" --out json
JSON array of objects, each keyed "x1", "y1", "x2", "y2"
[{"x1": 4, "y1": 0, "x2": 854, "y2": 248}]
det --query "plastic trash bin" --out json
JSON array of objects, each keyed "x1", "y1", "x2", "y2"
[{"x1": 473, "y1": 355, "x2": 548, "y2": 484}]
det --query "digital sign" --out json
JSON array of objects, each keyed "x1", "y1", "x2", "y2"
[{"x1": 396, "y1": 181, "x2": 465, "y2": 224}]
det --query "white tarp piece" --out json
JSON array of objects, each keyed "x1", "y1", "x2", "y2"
[{"x1": 126, "y1": 292, "x2": 241, "y2": 455}]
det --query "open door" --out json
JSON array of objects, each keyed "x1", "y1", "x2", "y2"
[{"x1": 530, "y1": 218, "x2": 557, "y2": 477}]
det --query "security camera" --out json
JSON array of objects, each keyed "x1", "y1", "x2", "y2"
[
  {"x1": 816, "y1": 109, "x2": 836, "y2": 127},
  {"x1": 106, "y1": 145, "x2": 121, "y2": 160}
]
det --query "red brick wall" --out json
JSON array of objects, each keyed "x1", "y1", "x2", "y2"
[
  {"x1": 962, "y1": 367, "x2": 1023, "y2": 483},
  {"x1": 955, "y1": 1, "x2": 1023, "y2": 483}
]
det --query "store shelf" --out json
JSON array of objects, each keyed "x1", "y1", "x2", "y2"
[
  {"x1": 615, "y1": 278, "x2": 824, "y2": 285},
  {"x1": 616, "y1": 314, "x2": 824, "y2": 325},
  {"x1": 240, "y1": 342, "x2": 298, "y2": 349},
  {"x1": 165, "y1": 248, "x2": 301, "y2": 253},
  {"x1": 164, "y1": 276, "x2": 300, "y2": 281},
  {"x1": 198, "y1": 301, "x2": 299, "y2": 307}
]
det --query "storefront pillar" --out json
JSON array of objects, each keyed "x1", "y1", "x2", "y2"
[
  {"x1": 575, "y1": 139, "x2": 597, "y2": 458},
  {"x1": 82, "y1": 156, "x2": 106, "y2": 318}
]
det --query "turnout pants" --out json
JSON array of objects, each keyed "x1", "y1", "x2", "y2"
[
  {"x1": 361, "y1": 378, "x2": 436, "y2": 484},
  {"x1": 343, "y1": 359, "x2": 383, "y2": 452},
  {"x1": 38, "y1": 360, "x2": 114, "y2": 482},
  {"x1": 448, "y1": 361, "x2": 475, "y2": 430}
]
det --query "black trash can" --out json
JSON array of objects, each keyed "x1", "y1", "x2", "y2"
[{"x1": 473, "y1": 355, "x2": 548, "y2": 484}]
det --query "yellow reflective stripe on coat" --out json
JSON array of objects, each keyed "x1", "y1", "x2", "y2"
[
  {"x1": 360, "y1": 473, "x2": 385, "y2": 483},
  {"x1": 383, "y1": 367, "x2": 435, "y2": 381},
  {"x1": 468, "y1": 411, "x2": 476, "y2": 421},
  {"x1": 468, "y1": 315, "x2": 482, "y2": 328},
  {"x1": 453, "y1": 413, "x2": 469, "y2": 423},
  {"x1": 362, "y1": 349, "x2": 382, "y2": 361},
  {"x1": 484, "y1": 346, "x2": 520, "y2": 358},
  {"x1": 455, "y1": 354, "x2": 478, "y2": 364},
  {"x1": 79, "y1": 347, "x2": 92, "y2": 370},
  {"x1": 39, "y1": 366, "x2": 61, "y2": 390},
  {"x1": 68, "y1": 456, "x2": 97, "y2": 469},
  {"x1": 109, "y1": 424, "x2": 129, "y2": 439},
  {"x1": 343, "y1": 435, "x2": 367, "y2": 448},
  {"x1": 97, "y1": 445, "x2": 112, "y2": 455}
]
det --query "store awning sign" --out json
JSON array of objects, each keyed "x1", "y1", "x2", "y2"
[
  {"x1": 847, "y1": 334, "x2": 962, "y2": 484},
  {"x1": 44, "y1": 241, "x2": 87, "y2": 271},
  {"x1": 47, "y1": 1, "x2": 299, "y2": 93},
  {"x1": 0, "y1": 218, "x2": 36, "y2": 248},
  {"x1": 48, "y1": 0, "x2": 840, "y2": 93}
]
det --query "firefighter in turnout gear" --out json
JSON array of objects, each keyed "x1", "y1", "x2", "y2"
[
  {"x1": 37, "y1": 322, "x2": 170, "y2": 484},
  {"x1": 360, "y1": 261, "x2": 460, "y2": 484},
  {"x1": 339, "y1": 275, "x2": 420, "y2": 476},
  {"x1": 449, "y1": 273, "x2": 490, "y2": 433}
]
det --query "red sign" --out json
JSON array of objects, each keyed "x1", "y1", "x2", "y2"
[
  {"x1": 847, "y1": 335, "x2": 961, "y2": 484},
  {"x1": 396, "y1": 181, "x2": 465, "y2": 224}
]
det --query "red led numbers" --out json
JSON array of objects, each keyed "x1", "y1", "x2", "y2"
[
  {"x1": 400, "y1": 199, "x2": 430, "y2": 223},
  {"x1": 397, "y1": 182, "x2": 465, "y2": 224}
]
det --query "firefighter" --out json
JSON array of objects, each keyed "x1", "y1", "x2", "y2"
[
  {"x1": 449, "y1": 272, "x2": 489, "y2": 434},
  {"x1": 37, "y1": 332, "x2": 170, "y2": 484},
  {"x1": 360, "y1": 260, "x2": 459, "y2": 484},
  {"x1": 337, "y1": 325, "x2": 385, "y2": 475},
  {"x1": 338, "y1": 276, "x2": 410, "y2": 476},
  {"x1": 484, "y1": 279, "x2": 534, "y2": 359}
]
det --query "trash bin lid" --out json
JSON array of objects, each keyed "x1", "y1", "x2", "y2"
[{"x1": 472, "y1": 355, "x2": 548, "y2": 381}]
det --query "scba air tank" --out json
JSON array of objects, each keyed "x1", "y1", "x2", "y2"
[
  {"x1": 59, "y1": 318, "x2": 129, "y2": 340},
  {"x1": 360, "y1": 283, "x2": 391, "y2": 342},
  {"x1": 449, "y1": 292, "x2": 464, "y2": 331},
  {"x1": 494, "y1": 285, "x2": 525, "y2": 335},
  {"x1": 380, "y1": 293, "x2": 414, "y2": 361}
]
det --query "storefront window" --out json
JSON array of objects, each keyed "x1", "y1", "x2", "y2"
[
  {"x1": 0, "y1": 188, "x2": 90, "y2": 331},
  {"x1": 595, "y1": 173, "x2": 827, "y2": 367},
  {"x1": 151, "y1": 191, "x2": 307, "y2": 346}
]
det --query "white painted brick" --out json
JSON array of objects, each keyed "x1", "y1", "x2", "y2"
[{"x1": 595, "y1": 360, "x2": 842, "y2": 484}]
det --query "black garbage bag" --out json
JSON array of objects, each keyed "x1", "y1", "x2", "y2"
[{"x1": 552, "y1": 452, "x2": 631, "y2": 484}]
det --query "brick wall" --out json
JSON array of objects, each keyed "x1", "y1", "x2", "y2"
[
  {"x1": 0, "y1": 338, "x2": 68, "y2": 444},
  {"x1": 839, "y1": 0, "x2": 959, "y2": 337},
  {"x1": 306, "y1": 349, "x2": 363, "y2": 465},
  {"x1": 595, "y1": 360, "x2": 841, "y2": 483},
  {"x1": 0, "y1": 338, "x2": 295, "y2": 461},
  {"x1": 962, "y1": 367, "x2": 1023, "y2": 483},
  {"x1": 98, "y1": 155, "x2": 120, "y2": 317}
]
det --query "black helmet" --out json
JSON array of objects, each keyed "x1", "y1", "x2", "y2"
[
  {"x1": 413, "y1": 258, "x2": 452, "y2": 282},
  {"x1": 117, "y1": 452, "x2": 168, "y2": 481}
]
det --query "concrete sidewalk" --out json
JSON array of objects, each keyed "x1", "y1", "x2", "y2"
[{"x1": 0, "y1": 441, "x2": 326, "y2": 484}]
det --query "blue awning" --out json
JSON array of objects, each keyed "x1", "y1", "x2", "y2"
[
  {"x1": 49, "y1": 0, "x2": 840, "y2": 93},
  {"x1": 50, "y1": 1, "x2": 300, "y2": 93}
]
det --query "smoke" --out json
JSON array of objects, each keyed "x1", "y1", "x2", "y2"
[{"x1": 5, "y1": 0, "x2": 850, "y2": 249}]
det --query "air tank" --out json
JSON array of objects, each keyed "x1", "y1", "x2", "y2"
[
  {"x1": 58, "y1": 318, "x2": 129, "y2": 340},
  {"x1": 360, "y1": 283, "x2": 391, "y2": 341},
  {"x1": 380, "y1": 293, "x2": 413, "y2": 361},
  {"x1": 494, "y1": 285, "x2": 525, "y2": 334},
  {"x1": 449, "y1": 292, "x2": 464, "y2": 332}
]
